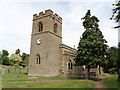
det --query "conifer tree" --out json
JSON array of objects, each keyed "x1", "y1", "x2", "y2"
[
  {"x1": 117, "y1": 42, "x2": 120, "y2": 81},
  {"x1": 75, "y1": 10, "x2": 108, "y2": 79},
  {"x1": 111, "y1": 0, "x2": 120, "y2": 28},
  {"x1": 111, "y1": 0, "x2": 120, "y2": 81}
]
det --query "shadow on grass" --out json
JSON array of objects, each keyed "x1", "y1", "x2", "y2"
[
  {"x1": 66, "y1": 76, "x2": 102, "y2": 81},
  {"x1": 66, "y1": 77, "x2": 85, "y2": 80}
]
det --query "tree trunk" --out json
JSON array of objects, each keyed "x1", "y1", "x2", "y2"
[
  {"x1": 117, "y1": 69, "x2": 120, "y2": 81},
  {"x1": 87, "y1": 65, "x2": 90, "y2": 79},
  {"x1": 97, "y1": 65, "x2": 100, "y2": 75}
]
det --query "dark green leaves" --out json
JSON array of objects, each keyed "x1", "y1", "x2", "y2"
[{"x1": 75, "y1": 10, "x2": 108, "y2": 67}]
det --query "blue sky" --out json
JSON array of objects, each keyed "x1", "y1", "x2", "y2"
[{"x1": 0, "y1": 0, "x2": 118, "y2": 54}]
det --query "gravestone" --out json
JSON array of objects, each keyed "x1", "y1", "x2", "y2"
[{"x1": 8, "y1": 68, "x2": 10, "y2": 73}]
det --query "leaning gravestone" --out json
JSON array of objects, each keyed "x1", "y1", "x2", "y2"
[
  {"x1": 0, "y1": 69, "x2": 2, "y2": 76},
  {"x1": 17, "y1": 71, "x2": 21, "y2": 78},
  {"x1": 8, "y1": 68, "x2": 10, "y2": 73}
]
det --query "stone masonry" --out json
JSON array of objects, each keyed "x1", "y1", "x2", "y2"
[{"x1": 28, "y1": 9, "x2": 85, "y2": 77}]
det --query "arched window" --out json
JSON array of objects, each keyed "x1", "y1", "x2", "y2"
[
  {"x1": 68, "y1": 60, "x2": 72, "y2": 69},
  {"x1": 38, "y1": 22, "x2": 43, "y2": 32},
  {"x1": 36, "y1": 54, "x2": 40, "y2": 64},
  {"x1": 54, "y1": 23, "x2": 57, "y2": 33}
]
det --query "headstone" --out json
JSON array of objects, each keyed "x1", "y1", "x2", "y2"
[
  {"x1": 2, "y1": 69, "x2": 4, "y2": 76},
  {"x1": 17, "y1": 71, "x2": 21, "y2": 77},
  {"x1": 8, "y1": 69, "x2": 10, "y2": 73},
  {"x1": 0, "y1": 69, "x2": 2, "y2": 76},
  {"x1": 18, "y1": 71, "x2": 21, "y2": 74}
]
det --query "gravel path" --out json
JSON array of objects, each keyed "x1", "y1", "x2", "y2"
[{"x1": 94, "y1": 74, "x2": 112, "y2": 88}]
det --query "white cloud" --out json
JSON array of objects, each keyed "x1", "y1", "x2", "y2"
[
  {"x1": 0, "y1": 3, "x2": 33, "y2": 54},
  {"x1": 62, "y1": 2, "x2": 118, "y2": 48},
  {"x1": 0, "y1": 0, "x2": 116, "y2": 2},
  {"x1": 0, "y1": 1, "x2": 118, "y2": 55}
]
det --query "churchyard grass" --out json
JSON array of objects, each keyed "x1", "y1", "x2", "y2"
[
  {"x1": 2, "y1": 66, "x2": 94, "y2": 88},
  {"x1": 2, "y1": 80, "x2": 94, "y2": 88},
  {"x1": 2, "y1": 66, "x2": 29, "y2": 81},
  {"x1": 103, "y1": 74, "x2": 120, "y2": 89}
]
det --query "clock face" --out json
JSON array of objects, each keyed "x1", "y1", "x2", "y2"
[{"x1": 36, "y1": 38, "x2": 42, "y2": 45}]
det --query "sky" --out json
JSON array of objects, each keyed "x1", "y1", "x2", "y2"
[{"x1": 0, "y1": 0, "x2": 118, "y2": 55}]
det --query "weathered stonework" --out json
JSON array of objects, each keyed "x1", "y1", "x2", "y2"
[{"x1": 28, "y1": 9, "x2": 82, "y2": 77}]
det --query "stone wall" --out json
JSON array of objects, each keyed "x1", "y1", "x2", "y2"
[{"x1": 28, "y1": 9, "x2": 62, "y2": 77}]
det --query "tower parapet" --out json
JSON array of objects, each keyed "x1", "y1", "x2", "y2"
[{"x1": 33, "y1": 9, "x2": 62, "y2": 23}]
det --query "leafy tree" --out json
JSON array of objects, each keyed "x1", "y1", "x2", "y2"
[
  {"x1": 111, "y1": 0, "x2": 120, "y2": 81},
  {"x1": 1, "y1": 50, "x2": 9, "y2": 58},
  {"x1": 111, "y1": 0, "x2": 120, "y2": 28},
  {"x1": 117, "y1": 42, "x2": 120, "y2": 81},
  {"x1": 20, "y1": 53, "x2": 29, "y2": 67},
  {"x1": 2, "y1": 56, "x2": 10, "y2": 65},
  {"x1": 105, "y1": 47, "x2": 118, "y2": 73},
  {"x1": 15, "y1": 49, "x2": 20, "y2": 55},
  {"x1": 21, "y1": 53, "x2": 29, "y2": 61},
  {"x1": 9, "y1": 54, "x2": 22, "y2": 65},
  {"x1": 1, "y1": 50, "x2": 9, "y2": 65},
  {"x1": 75, "y1": 10, "x2": 108, "y2": 79}
]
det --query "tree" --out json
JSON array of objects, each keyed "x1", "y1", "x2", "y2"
[
  {"x1": 20, "y1": 53, "x2": 29, "y2": 67},
  {"x1": 75, "y1": 10, "x2": 108, "y2": 79},
  {"x1": 15, "y1": 49, "x2": 20, "y2": 55},
  {"x1": 1, "y1": 50, "x2": 9, "y2": 65},
  {"x1": 1, "y1": 50, "x2": 9, "y2": 58},
  {"x1": 21, "y1": 53, "x2": 29, "y2": 61},
  {"x1": 9, "y1": 54, "x2": 22, "y2": 65},
  {"x1": 105, "y1": 47, "x2": 118, "y2": 73},
  {"x1": 117, "y1": 42, "x2": 120, "y2": 81},
  {"x1": 111, "y1": 0, "x2": 120, "y2": 81},
  {"x1": 2, "y1": 56, "x2": 10, "y2": 65},
  {"x1": 111, "y1": 0, "x2": 120, "y2": 28}
]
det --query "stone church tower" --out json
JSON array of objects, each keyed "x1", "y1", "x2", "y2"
[
  {"x1": 28, "y1": 9, "x2": 103, "y2": 77},
  {"x1": 28, "y1": 9, "x2": 83, "y2": 77},
  {"x1": 28, "y1": 9, "x2": 63, "y2": 76}
]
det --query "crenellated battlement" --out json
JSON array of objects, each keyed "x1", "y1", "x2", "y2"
[{"x1": 33, "y1": 9, "x2": 62, "y2": 23}]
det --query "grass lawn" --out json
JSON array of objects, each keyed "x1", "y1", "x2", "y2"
[
  {"x1": 3, "y1": 80, "x2": 94, "y2": 88},
  {"x1": 103, "y1": 74, "x2": 120, "y2": 89},
  {"x1": 2, "y1": 66, "x2": 94, "y2": 88}
]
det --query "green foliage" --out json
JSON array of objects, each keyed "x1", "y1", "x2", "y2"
[
  {"x1": 104, "y1": 47, "x2": 118, "y2": 73},
  {"x1": 117, "y1": 42, "x2": 120, "y2": 81},
  {"x1": 2, "y1": 56, "x2": 10, "y2": 65},
  {"x1": 75, "y1": 10, "x2": 108, "y2": 68},
  {"x1": 117, "y1": 42, "x2": 120, "y2": 69},
  {"x1": 20, "y1": 53, "x2": 29, "y2": 67},
  {"x1": 9, "y1": 54, "x2": 22, "y2": 65},
  {"x1": 111, "y1": 0, "x2": 120, "y2": 28},
  {"x1": 108, "y1": 67, "x2": 118, "y2": 73},
  {"x1": 15, "y1": 49, "x2": 20, "y2": 55},
  {"x1": 2, "y1": 50, "x2": 9, "y2": 58}
]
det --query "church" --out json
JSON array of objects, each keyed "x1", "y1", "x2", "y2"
[{"x1": 28, "y1": 9, "x2": 83, "y2": 77}]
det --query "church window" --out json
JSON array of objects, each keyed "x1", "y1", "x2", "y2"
[
  {"x1": 54, "y1": 23, "x2": 57, "y2": 33},
  {"x1": 36, "y1": 54, "x2": 40, "y2": 64},
  {"x1": 38, "y1": 22, "x2": 43, "y2": 32},
  {"x1": 68, "y1": 60, "x2": 72, "y2": 69}
]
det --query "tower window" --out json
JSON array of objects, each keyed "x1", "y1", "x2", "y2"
[
  {"x1": 68, "y1": 60, "x2": 72, "y2": 69},
  {"x1": 36, "y1": 54, "x2": 40, "y2": 64},
  {"x1": 54, "y1": 23, "x2": 57, "y2": 33},
  {"x1": 38, "y1": 22, "x2": 43, "y2": 32}
]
